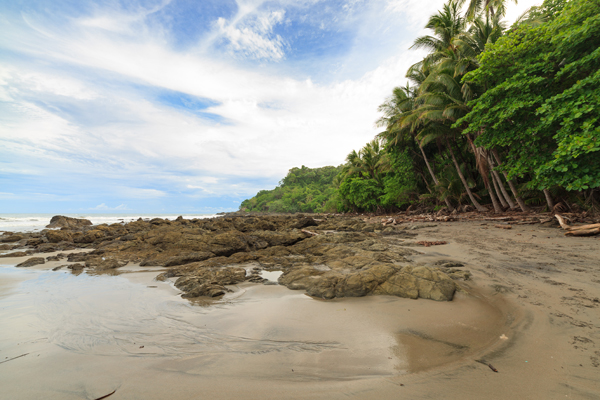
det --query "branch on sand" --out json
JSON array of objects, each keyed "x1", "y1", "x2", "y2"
[{"x1": 555, "y1": 215, "x2": 600, "y2": 236}]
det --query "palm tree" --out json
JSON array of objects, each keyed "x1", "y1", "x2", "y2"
[{"x1": 460, "y1": 0, "x2": 518, "y2": 20}]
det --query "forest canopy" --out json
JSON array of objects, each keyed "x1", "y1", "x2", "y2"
[{"x1": 240, "y1": 0, "x2": 600, "y2": 214}]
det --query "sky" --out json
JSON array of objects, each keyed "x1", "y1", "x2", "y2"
[{"x1": 0, "y1": 0, "x2": 539, "y2": 213}]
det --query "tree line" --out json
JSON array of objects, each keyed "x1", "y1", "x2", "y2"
[{"x1": 241, "y1": 0, "x2": 599, "y2": 214}]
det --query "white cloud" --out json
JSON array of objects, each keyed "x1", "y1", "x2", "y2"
[
  {"x1": 216, "y1": 10, "x2": 286, "y2": 60},
  {"x1": 90, "y1": 203, "x2": 129, "y2": 210},
  {"x1": 118, "y1": 188, "x2": 167, "y2": 199},
  {"x1": 0, "y1": 0, "x2": 540, "y2": 204}
]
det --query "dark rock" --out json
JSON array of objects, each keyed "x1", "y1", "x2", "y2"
[
  {"x1": 46, "y1": 230, "x2": 73, "y2": 243},
  {"x1": 175, "y1": 267, "x2": 246, "y2": 298},
  {"x1": 16, "y1": 257, "x2": 46, "y2": 268},
  {"x1": 164, "y1": 252, "x2": 214, "y2": 267},
  {"x1": 290, "y1": 217, "x2": 318, "y2": 229},
  {"x1": 1, "y1": 234, "x2": 23, "y2": 243},
  {"x1": 46, "y1": 215, "x2": 92, "y2": 229},
  {"x1": 0, "y1": 251, "x2": 32, "y2": 258}
]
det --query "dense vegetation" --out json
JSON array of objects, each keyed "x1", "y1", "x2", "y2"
[
  {"x1": 241, "y1": 0, "x2": 600, "y2": 214},
  {"x1": 240, "y1": 165, "x2": 342, "y2": 213}
]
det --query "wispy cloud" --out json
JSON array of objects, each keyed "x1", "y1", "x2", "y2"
[
  {"x1": 90, "y1": 203, "x2": 129, "y2": 210},
  {"x1": 0, "y1": 0, "x2": 540, "y2": 212}
]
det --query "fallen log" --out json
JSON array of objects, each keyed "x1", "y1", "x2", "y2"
[
  {"x1": 566, "y1": 223, "x2": 600, "y2": 231},
  {"x1": 564, "y1": 228, "x2": 600, "y2": 237},
  {"x1": 555, "y1": 214, "x2": 570, "y2": 230}
]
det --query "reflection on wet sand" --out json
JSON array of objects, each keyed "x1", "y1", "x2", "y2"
[{"x1": 0, "y1": 255, "x2": 508, "y2": 399}]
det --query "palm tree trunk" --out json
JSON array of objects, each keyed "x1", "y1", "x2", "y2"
[
  {"x1": 493, "y1": 170, "x2": 515, "y2": 209},
  {"x1": 419, "y1": 172, "x2": 433, "y2": 194},
  {"x1": 420, "y1": 145, "x2": 454, "y2": 210},
  {"x1": 487, "y1": 171, "x2": 504, "y2": 213},
  {"x1": 447, "y1": 138, "x2": 487, "y2": 212},
  {"x1": 543, "y1": 189, "x2": 554, "y2": 210},
  {"x1": 491, "y1": 170, "x2": 508, "y2": 208},
  {"x1": 491, "y1": 149, "x2": 529, "y2": 212},
  {"x1": 487, "y1": 155, "x2": 514, "y2": 209}
]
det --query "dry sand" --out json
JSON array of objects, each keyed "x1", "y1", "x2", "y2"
[{"x1": 0, "y1": 221, "x2": 599, "y2": 399}]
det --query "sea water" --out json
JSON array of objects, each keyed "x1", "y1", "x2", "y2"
[{"x1": 0, "y1": 213, "x2": 218, "y2": 232}]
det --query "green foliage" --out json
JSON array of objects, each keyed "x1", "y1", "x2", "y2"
[
  {"x1": 241, "y1": 0, "x2": 599, "y2": 215},
  {"x1": 458, "y1": 0, "x2": 600, "y2": 191},
  {"x1": 240, "y1": 165, "x2": 343, "y2": 213}
]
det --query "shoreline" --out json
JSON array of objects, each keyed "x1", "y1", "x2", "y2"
[{"x1": 0, "y1": 214, "x2": 599, "y2": 398}]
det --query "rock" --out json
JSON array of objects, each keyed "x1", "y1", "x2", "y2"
[
  {"x1": 0, "y1": 251, "x2": 31, "y2": 258},
  {"x1": 280, "y1": 263, "x2": 456, "y2": 301},
  {"x1": 1, "y1": 234, "x2": 23, "y2": 243},
  {"x1": 85, "y1": 258, "x2": 126, "y2": 270},
  {"x1": 16, "y1": 257, "x2": 46, "y2": 268},
  {"x1": 164, "y1": 252, "x2": 214, "y2": 267},
  {"x1": 46, "y1": 230, "x2": 73, "y2": 243},
  {"x1": 73, "y1": 230, "x2": 105, "y2": 244},
  {"x1": 46, "y1": 216, "x2": 92, "y2": 229},
  {"x1": 290, "y1": 217, "x2": 318, "y2": 229},
  {"x1": 67, "y1": 263, "x2": 85, "y2": 271},
  {"x1": 175, "y1": 267, "x2": 247, "y2": 298},
  {"x1": 0, "y1": 244, "x2": 15, "y2": 250},
  {"x1": 46, "y1": 254, "x2": 66, "y2": 261}
]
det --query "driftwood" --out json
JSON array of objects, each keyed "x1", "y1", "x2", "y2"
[
  {"x1": 0, "y1": 353, "x2": 29, "y2": 364},
  {"x1": 555, "y1": 214, "x2": 600, "y2": 236},
  {"x1": 93, "y1": 390, "x2": 116, "y2": 400},
  {"x1": 301, "y1": 229, "x2": 319, "y2": 236},
  {"x1": 416, "y1": 241, "x2": 447, "y2": 247},
  {"x1": 565, "y1": 228, "x2": 600, "y2": 237},
  {"x1": 494, "y1": 225, "x2": 512, "y2": 230},
  {"x1": 567, "y1": 223, "x2": 600, "y2": 231},
  {"x1": 555, "y1": 214, "x2": 571, "y2": 230}
]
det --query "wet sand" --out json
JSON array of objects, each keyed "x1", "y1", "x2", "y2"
[{"x1": 1, "y1": 222, "x2": 599, "y2": 399}]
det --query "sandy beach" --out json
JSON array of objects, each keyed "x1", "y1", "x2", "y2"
[{"x1": 1, "y1": 218, "x2": 599, "y2": 399}]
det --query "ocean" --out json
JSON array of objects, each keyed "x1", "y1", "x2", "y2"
[{"x1": 0, "y1": 213, "x2": 218, "y2": 233}]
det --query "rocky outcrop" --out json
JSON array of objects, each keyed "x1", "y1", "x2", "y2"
[
  {"x1": 46, "y1": 230, "x2": 73, "y2": 243},
  {"x1": 46, "y1": 215, "x2": 92, "y2": 229},
  {"x1": 1, "y1": 234, "x2": 24, "y2": 243},
  {"x1": 16, "y1": 257, "x2": 45, "y2": 268},
  {"x1": 278, "y1": 263, "x2": 456, "y2": 301},
  {"x1": 173, "y1": 267, "x2": 247, "y2": 298},
  {"x1": 22, "y1": 214, "x2": 463, "y2": 301}
]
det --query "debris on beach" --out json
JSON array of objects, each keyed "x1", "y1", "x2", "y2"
[{"x1": 555, "y1": 214, "x2": 600, "y2": 236}]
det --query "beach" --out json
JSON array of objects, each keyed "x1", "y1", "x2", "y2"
[{"x1": 0, "y1": 215, "x2": 599, "y2": 399}]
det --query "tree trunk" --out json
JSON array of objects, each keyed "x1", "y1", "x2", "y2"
[
  {"x1": 493, "y1": 170, "x2": 516, "y2": 209},
  {"x1": 543, "y1": 189, "x2": 555, "y2": 210},
  {"x1": 487, "y1": 171, "x2": 504, "y2": 213},
  {"x1": 419, "y1": 172, "x2": 433, "y2": 194},
  {"x1": 487, "y1": 155, "x2": 514, "y2": 209},
  {"x1": 420, "y1": 145, "x2": 454, "y2": 210},
  {"x1": 491, "y1": 149, "x2": 529, "y2": 212},
  {"x1": 447, "y1": 138, "x2": 487, "y2": 212},
  {"x1": 491, "y1": 170, "x2": 508, "y2": 208}
]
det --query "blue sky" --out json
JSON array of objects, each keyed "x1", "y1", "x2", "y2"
[{"x1": 0, "y1": 0, "x2": 537, "y2": 213}]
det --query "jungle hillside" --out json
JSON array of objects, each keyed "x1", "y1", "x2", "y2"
[{"x1": 241, "y1": 0, "x2": 600, "y2": 214}]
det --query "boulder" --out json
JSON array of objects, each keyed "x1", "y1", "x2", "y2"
[
  {"x1": 46, "y1": 230, "x2": 73, "y2": 243},
  {"x1": 16, "y1": 257, "x2": 46, "y2": 268},
  {"x1": 279, "y1": 264, "x2": 456, "y2": 301},
  {"x1": 46, "y1": 216, "x2": 92, "y2": 229},
  {"x1": 175, "y1": 267, "x2": 247, "y2": 298},
  {"x1": 1, "y1": 234, "x2": 23, "y2": 243}
]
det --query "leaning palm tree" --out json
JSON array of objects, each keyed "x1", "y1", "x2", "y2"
[
  {"x1": 460, "y1": 0, "x2": 518, "y2": 20},
  {"x1": 410, "y1": 1, "x2": 466, "y2": 67},
  {"x1": 377, "y1": 81, "x2": 455, "y2": 210}
]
